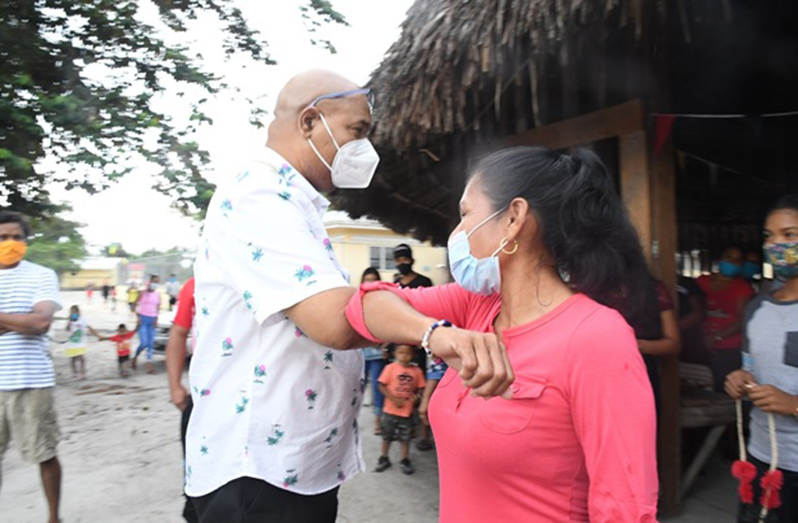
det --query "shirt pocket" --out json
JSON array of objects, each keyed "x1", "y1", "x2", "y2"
[
  {"x1": 784, "y1": 332, "x2": 798, "y2": 368},
  {"x1": 479, "y1": 376, "x2": 547, "y2": 434}
]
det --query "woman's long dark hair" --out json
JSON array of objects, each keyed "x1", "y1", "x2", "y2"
[
  {"x1": 471, "y1": 146, "x2": 656, "y2": 326},
  {"x1": 771, "y1": 194, "x2": 798, "y2": 215}
]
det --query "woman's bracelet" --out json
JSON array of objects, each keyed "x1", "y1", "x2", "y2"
[{"x1": 421, "y1": 319, "x2": 455, "y2": 357}]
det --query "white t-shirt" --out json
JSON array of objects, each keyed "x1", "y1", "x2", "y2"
[
  {"x1": 0, "y1": 260, "x2": 62, "y2": 390},
  {"x1": 66, "y1": 317, "x2": 89, "y2": 349},
  {"x1": 186, "y1": 148, "x2": 364, "y2": 497}
]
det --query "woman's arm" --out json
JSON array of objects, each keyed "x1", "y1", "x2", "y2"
[
  {"x1": 638, "y1": 310, "x2": 681, "y2": 356},
  {"x1": 348, "y1": 285, "x2": 514, "y2": 398},
  {"x1": 568, "y1": 312, "x2": 659, "y2": 522}
]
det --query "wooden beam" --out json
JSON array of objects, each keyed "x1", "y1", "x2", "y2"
[
  {"x1": 501, "y1": 99, "x2": 645, "y2": 151},
  {"x1": 651, "y1": 143, "x2": 681, "y2": 515},
  {"x1": 620, "y1": 130, "x2": 653, "y2": 261}
]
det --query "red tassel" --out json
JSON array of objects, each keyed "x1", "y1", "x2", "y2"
[
  {"x1": 760, "y1": 469, "x2": 784, "y2": 510},
  {"x1": 732, "y1": 460, "x2": 758, "y2": 503}
]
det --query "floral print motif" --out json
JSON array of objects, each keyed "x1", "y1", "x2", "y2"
[
  {"x1": 267, "y1": 424, "x2": 285, "y2": 446},
  {"x1": 252, "y1": 248, "x2": 264, "y2": 262},
  {"x1": 350, "y1": 388, "x2": 359, "y2": 408},
  {"x1": 235, "y1": 395, "x2": 249, "y2": 414},
  {"x1": 323, "y1": 350, "x2": 333, "y2": 369},
  {"x1": 222, "y1": 337, "x2": 234, "y2": 356},
  {"x1": 278, "y1": 191, "x2": 292, "y2": 201},
  {"x1": 254, "y1": 364, "x2": 266, "y2": 383},
  {"x1": 294, "y1": 326, "x2": 307, "y2": 338},
  {"x1": 294, "y1": 265, "x2": 317, "y2": 286},
  {"x1": 200, "y1": 444, "x2": 209, "y2": 456},
  {"x1": 236, "y1": 170, "x2": 250, "y2": 182},
  {"x1": 336, "y1": 464, "x2": 346, "y2": 482},
  {"x1": 200, "y1": 388, "x2": 211, "y2": 397},
  {"x1": 305, "y1": 388, "x2": 318, "y2": 409},
  {"x1": 324, "y1": 427, "x2": 339, "y2": 448},
  {"x1": 283, "y1": 470, "x2": 299, "y2": 488},
  {"x1": 243, "y1": 291, "x2": 254, "y2": 310},
  {"x1": 221, "y1": 199, "x2": 233, "y2": 216},
  {"x1": 323, "y1": 238, "x2": 333, "y2": 252},
  {"x1": 278, "y1": 164, "x2": 296, "y2": 187},
  {"x1": 201, "y1": 306, "x2": 209, "y2": 316}
]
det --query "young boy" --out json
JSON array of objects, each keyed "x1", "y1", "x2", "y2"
[
  {"x1": 376, "y1": 344, "x2": 426, "y2": 475},
  {"x1": 102, "y1": 324, "x2": 136, "y2": 377}
]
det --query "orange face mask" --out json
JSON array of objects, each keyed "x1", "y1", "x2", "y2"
[{"x1": 0, "y1": 240, "x2": 27, "y2": 266}]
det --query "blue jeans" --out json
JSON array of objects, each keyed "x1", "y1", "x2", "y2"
[
  {"x1": 364, "y1": 358, "x2": 386, "y2": 417},
  {"x1": 135, "y1": 314, "x2": 157, "y2": 361}
]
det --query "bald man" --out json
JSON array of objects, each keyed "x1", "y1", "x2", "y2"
[{"x1": 185, "y1": 71, "x2": 379, "y2": 523}]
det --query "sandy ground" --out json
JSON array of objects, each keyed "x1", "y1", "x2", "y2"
[{"x1": 2, "y1": 291, "x2": 737, "y2": 523}]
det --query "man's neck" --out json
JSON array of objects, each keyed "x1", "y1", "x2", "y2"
[
  {"x1": 399, "y1": 272, "x2": 418, "y2": 285},
  {"x1": 0, "y1": 261, "x2": 21, "y2": 270}
]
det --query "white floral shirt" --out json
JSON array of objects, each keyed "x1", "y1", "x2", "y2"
[{"x1": 186, "y1": 147, "x2": 365, "y2": 497}]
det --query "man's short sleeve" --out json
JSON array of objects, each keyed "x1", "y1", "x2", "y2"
[
  {"x1": 33, "y1": 268, "x2": 62, "y2": 311},
  {"x1": 216, "y1": 182, "x2": 348, "y2": 325}
]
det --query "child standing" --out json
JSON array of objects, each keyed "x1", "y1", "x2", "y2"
[
  {"x1": 376, "y1": 344, "x2": 426, "y2": 475},
  {"x1": 65, "y1": 305, "x2": 100, "y2": 379},
  {"x1": 102, "y1": 324, "x2": 136, "y2": 377}
]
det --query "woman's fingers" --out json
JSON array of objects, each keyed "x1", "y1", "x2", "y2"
[{"x1": 462, "y1": 334, "x2": 494, "y2": 393}]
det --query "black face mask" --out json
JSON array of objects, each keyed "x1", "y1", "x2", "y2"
[{"x1": 396, "y1": 263, "x2": 412, "y2": 276}]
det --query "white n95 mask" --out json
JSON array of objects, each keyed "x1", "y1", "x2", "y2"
[{"x1": 308, "y1": 113, "x2": 380, "y2": 189}]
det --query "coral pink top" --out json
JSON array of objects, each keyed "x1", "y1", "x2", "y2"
[{"x1": 346, "y1": 283, "x2": 659, "y2": 523}]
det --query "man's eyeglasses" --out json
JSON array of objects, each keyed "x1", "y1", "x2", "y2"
[{"x1": 309, "y1": 88, "x2": 375, "y2": 113}]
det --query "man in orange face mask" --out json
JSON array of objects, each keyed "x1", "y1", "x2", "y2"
[{"x1": 0, "y1": 211, "x2": 63, "y2": 523}]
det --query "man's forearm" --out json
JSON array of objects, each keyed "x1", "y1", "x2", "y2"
[
  {"x1": 166, "y1": 327, "x2": 189, "y2": 390},
  {"x1": 0, "y1": 312, "x2": 52, "y2": 335}
]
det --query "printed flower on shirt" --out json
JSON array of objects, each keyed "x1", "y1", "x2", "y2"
[
  {"x1": 337, "y1": 464, "x2": 346, "y2": 482},
  {"x1": 235, "y1": 395, "x2": 249, "y2": 414},
  {"x1": 294, "y1": 326, "x2": 307, "y2": 338},
  {"x1": 243, "y1": 291, "x2": 254, "y2": 310},
  {"x1": 323, "y1": 238, "x2": 333, "y2": 252},
  {"x1": 200, "y1": 444, "x2": 209, "y2": 456},
  {"x1": 305, "y1": 388, "x2": 318, "y2": 409},
  {"x1": 252, "y1": 248, "x2": 264, "y2": 262},
  {"x1": 200, "y1": 388, "x2": 211, "y2": 397},
  {"x1": 267, "y1": 424, "x2": 285, "y2": 446},
  {"x1": 278, "y1": 164, "x2": 296, "y2": 187},
  {"x1": 222, "y1": 337, "x2": 234, "y2": 356},
  {"x1": 294, "y1": 265, "x2": 317, "y2": 286},
  {"x1": 324, "y1": 427, "x2": 338, "y2": 448},
  {"x1": 323, "y1": 350, "x2": 333, "y2": 369},
  {"x1": 350, "y1": 388, "x2": 359, "y2": 408},
  {"x1": 283, "y1": 470, "x2": 299, "y2": 488},
  {"x1": 220, "y1": 199, "x2": 233, "y2": 216},
  {"x1": 236, "y1": 170, "x2": 250, "y2": 182},
  {"x1": 201, "y1": 306, "x2": 209, "y2": 317},
  {"x1": 254, "y1": 364, "x2": 267, "y2": 383},
  {"x1": 278, "y1": 191, "x2": 292, "y2": 201}
]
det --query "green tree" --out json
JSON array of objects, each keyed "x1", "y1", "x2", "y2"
[
  {"x1": 24, "y1": 207, "x2": 88, "y2": 277},
  {"x1": 0, "y1": 0, "x2": 347, "y2": 217}
]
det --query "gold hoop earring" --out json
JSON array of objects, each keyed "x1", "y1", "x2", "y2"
[{"x1": 500, "y1": 238, "x2": 519, "y2": 255}]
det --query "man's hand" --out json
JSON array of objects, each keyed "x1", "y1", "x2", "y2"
[
  {"x1": 170, "y1": 384, "x2": 189, "y2": 412},
  {"x1": 748, "y1": 384, "x2": 798, "y2": 416},
  {"x1": 725, "y1": 370, "x2": 755, "y2": 399},
  {"x1": 429, "y1": 328, "x2": 514, "y2": 398}
]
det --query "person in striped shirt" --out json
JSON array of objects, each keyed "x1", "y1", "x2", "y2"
[{"x1": 0, "y1": 211, "x2": 63, "y2": 523}]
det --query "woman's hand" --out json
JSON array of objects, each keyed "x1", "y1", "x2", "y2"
[
  {"x1": 748, "y1": 384, "x2": 798, "y2": 416},
  {"x1": 724, "y1": 370, "x2": 755, "y2": 399},
  {"x1": 429, "y1": 327, "x2": 514, "y2": 398}
]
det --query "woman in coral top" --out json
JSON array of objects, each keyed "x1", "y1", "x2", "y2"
[{"x1": 346, "y1": 147, "x2": 660, "y2": 523}]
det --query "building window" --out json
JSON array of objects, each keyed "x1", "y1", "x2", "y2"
[{"x1": 369, "y1": 246, "x2": 396, "y2": 271}]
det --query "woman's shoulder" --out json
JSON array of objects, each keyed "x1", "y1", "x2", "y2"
[{"x1": 567, "y1": 296, "x2": 636, "y2": 349}]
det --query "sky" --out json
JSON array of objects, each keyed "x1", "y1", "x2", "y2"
[{"x1": 47, "y1": 0, "x2": 414, "y2": 254}]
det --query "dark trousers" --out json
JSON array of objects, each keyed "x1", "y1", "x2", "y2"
[
  {"x1": 710, "y1": 348, "x2": 742, "y2": 392},
  {"x1": 738, "y1": 455, "x2": 798, "y2": 523},
  {"x1": 181, "y1": 396, "x2": 199, "y2": 523},
  {"x1": 190, "y1": 477, "x2": 339, "y2": 523}
]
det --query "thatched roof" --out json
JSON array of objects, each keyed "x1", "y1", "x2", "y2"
[
  {"x1": 368, "y1": 0, "x2": 646, "y2": 153},
  {"x1": 332, "y1": 0, "x2": 798, "y2": 246}
]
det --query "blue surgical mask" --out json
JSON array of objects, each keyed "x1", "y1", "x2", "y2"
[
  {"x1": 718, "y1": 260, "x2": 742, "y2": 278},
  {"x1": 741, "y1": 261, "x2": 760, "y2": 279},
  {"x1": 70, "y1": 313, "x2": 79, "y2": 321},
  {"x1": 447, "y1": 208, "x2": 507, "y2": 295}
]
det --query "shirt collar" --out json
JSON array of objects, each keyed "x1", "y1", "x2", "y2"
[{"x1": 257, "y1": 147, "x2": 331, "y2": 215}]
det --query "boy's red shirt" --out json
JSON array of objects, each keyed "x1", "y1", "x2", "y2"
[{"x1": 108, "y1": 331, "x2": 135, "y2": 357}]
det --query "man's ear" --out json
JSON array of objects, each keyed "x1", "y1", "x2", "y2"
[{"x1": 299, "y1": 106, "x2": 320, "y2": 138}]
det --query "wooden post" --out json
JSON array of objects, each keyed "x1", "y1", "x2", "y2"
[
  {"x1": 620, "y1": 130, "x2": 653, "y2": 261},
  {"x1": 651, "y1": 142, "x2": 681, "y2": 516}
]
